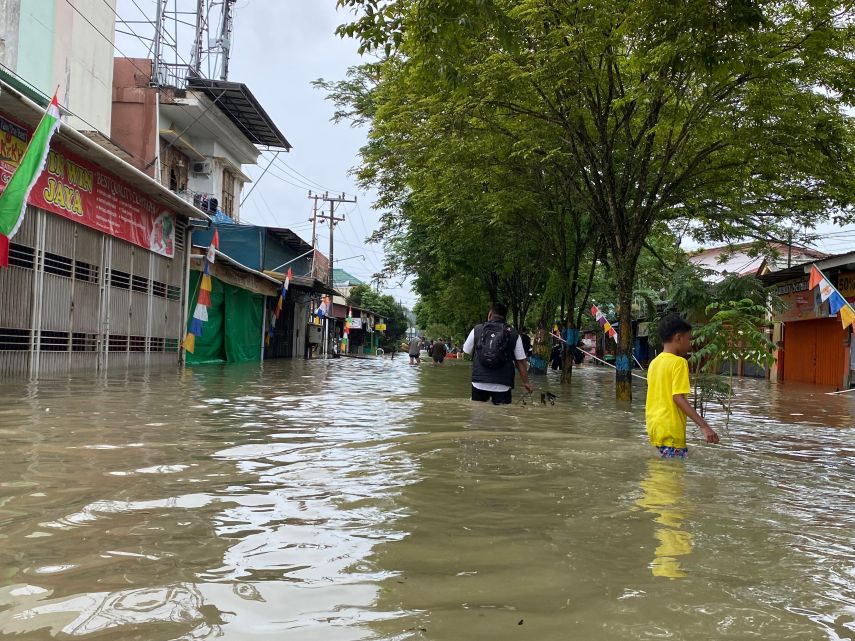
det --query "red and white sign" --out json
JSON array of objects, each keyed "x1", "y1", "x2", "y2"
[{"x1": 0, "y1": 112, "x2": 176, "y2": 257}]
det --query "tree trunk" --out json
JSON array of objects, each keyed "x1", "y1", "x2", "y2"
[
  {"x1": 615, "y1": 285, "x2": 634, "y2": 402},
  {"x1": 561, "y1": 317, "x2": 575, "y2": 383}
]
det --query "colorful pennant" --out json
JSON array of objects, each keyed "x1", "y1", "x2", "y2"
[
  {"x1": 182, "y1": 232, "x2": 219, "y2": 354},
  {"x1": 265, "y1": 268, "x2": 292, "y2": 348},
  {"x1": 591, "y1": 304, "x2": 619, "y2": 343},
  {"x1": 807, "y1": 265, "x2": 855, "y2": 330}
]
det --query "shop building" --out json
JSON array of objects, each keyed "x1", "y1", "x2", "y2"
[
  {"x1": 762, "y1": 251, "x2": 855, "y2": 388},
  {"x1": 192, "y1": 222, "x2": 334, "y2": 360},
  {"x1": 0, "y1": 79, "x2": 209, "y2": 378}
]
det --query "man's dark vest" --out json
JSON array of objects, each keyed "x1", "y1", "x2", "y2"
[{"x1": 472, "y1": 322, "x2": 519, "y2": 388}]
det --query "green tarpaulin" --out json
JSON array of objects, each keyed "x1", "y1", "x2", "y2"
[{"x1": 186, "y1": 271, "x2": 263, "y2": 365}]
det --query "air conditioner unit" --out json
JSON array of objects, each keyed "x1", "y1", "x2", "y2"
[{"x1": 191, "y1": 161, "x2": 212, "y2": 175}]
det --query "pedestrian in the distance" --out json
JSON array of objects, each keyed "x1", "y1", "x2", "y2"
[
  {"x1": 463, "y1": 303, "x2": 533, "y2": 404},
  {"x1": 430, "y1": 339, "x2": 448, "y2": 365},
  {"x1": 408, "y1": 336, "x2": 422, "y2": 365}
]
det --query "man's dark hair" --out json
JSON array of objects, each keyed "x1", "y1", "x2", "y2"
[
  {"x1": 490, "y1": 302, "x2": 508, "y2": 319},
  {"x1": 658, "y1": 313, "x2": 693, "y2": 343}
]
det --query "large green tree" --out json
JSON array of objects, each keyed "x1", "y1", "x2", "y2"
[{"x1": 336, "y1": 0, "x2": 855, "y2": 400}]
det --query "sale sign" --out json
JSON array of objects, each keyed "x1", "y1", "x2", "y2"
[{"x1": 0, "y1": 111, "x2": 176, "y2": 258}]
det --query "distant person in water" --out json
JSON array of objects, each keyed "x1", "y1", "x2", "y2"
[
  {"x1": 430, "y1": 338, "x2": 448, "y2": 365},
  {"x1": 463, "y1": 303, "x2": 532, "y2": 404},
  {"x1": 646, "y1": 314, "x2": 719, "y2": 458},
  {"x1": 408, "y1": 336, "x2": 422, "y2": 365}
]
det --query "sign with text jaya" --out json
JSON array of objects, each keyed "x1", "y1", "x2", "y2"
[{"x1": 0, "y1": 113, "x2": 175, "y2": 257}]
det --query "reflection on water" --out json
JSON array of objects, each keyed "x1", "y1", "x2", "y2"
[
  {"x1": 0, "y1": 359, "x2": 853, "y2": 640},
  {"x1": 0, "y1": 583, "x2": 220, "y2": 638},
  {"x1": 637, "y1": 460, "x2": 692, "y2": 579}
]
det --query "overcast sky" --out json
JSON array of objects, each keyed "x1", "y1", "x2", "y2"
[{"x1": 115, "y1": 0, "x2": 414, "y2": 305}]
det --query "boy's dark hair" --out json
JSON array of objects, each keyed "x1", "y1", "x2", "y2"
[
  {"x1": 490, "y1": 302, "x2": 508, "y2": 319},
  {"x1": 658, "y1": 313, "x2": 692, "y2": 343}
]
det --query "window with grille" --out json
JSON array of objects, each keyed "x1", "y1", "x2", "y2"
[
  {"x1": 71, "y1": 333, "x2": 97, "y2": 352},
  {"x1": 8, "y1": 243, "x2": 34, "y2": 269},
  {"x1": 109, "y1": 269, "x2": 131, "y2": 290},
  {"x1": 74, "y1": 260, "x2": 98, "y2": 284},
  {"x1": 43, "y1": 252, "x2": 73, "y2": 278},
  {"x1": 0, "y1": 328, "x2": 29, "y2": 351},
  {"x1": 109, "y1": 335, "x2": 128, "y2": 352}
]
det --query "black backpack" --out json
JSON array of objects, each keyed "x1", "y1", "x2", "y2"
[{"x1": 476, "y1": 321, "x2": 513, "y2": 368}]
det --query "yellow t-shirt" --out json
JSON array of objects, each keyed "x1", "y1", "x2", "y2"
[{"x1": 645, "y1": 352, "x2": 691, "y2": 448}]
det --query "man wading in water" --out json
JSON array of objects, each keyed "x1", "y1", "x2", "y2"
[{"x1": 463, "y1": 303, "x2": 533, "y2": 404}]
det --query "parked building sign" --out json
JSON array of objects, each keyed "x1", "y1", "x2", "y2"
[
  {"x1": 0, "y1": 113, "x2": 176, "y2": 258},
  {"x1": 775, "y1": 277, "x2": 826, "y2": 323}
]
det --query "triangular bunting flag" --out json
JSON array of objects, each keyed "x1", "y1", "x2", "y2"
[
  {"x1": 200, "y1": 275, "x2": 212, "y2": 291},
  {"x1": 808, "y1": 265, "x2": 823, "y2": 290},
  {"x1": 828, "y1": 291, "x2": 847, "y2": 315},
  {"x1": 189, "y1": 317, "x2": 204, "y2": 336},
  {"x1": 818, "y1": 279, "x2": 834, "y2": 302},
  {"x1": 182, "y1": 332, "x2": 196, "y2": 353},
  {"x1": 840, "y1": 305, "x2": 855, "y2": 329},
  {"x1": 197, "y1": 288, "x2": 212, "y2": 307},
  {"x1": 193, "y1": 303, "x2": 208, "y2": 322}
]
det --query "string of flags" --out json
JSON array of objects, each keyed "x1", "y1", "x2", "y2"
[
  {"x1": 591, "y1": 304, "x2": 619, "y2": 343},
  {"x1": 809, "y1": 265, "x2": 855, "y2": 329},
  {"x1": 266, "y1": 268, "x2": 292, "y2": 346},
  {"x1": 342, "y1": 306, "x2": 352, "y2": 350},
  {"x1": 182, "y1": 230, "x2": 219, "y2": 354}
]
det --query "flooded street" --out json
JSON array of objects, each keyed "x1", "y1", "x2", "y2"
[{"x1": 1, "y1": 358, "x2": 854, "y2": 641}]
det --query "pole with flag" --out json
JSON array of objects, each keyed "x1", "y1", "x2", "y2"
[
  {"x1": 182, "y1": 230, "x2": 219, "y2": 354},
  {"x1": 0, "y1": 93, "x2": 61, "y2": 267},
  {"x1": 266, "y1": 267, "x2": 292, "y2": 347},
  {"x1": 808, "y1": 265, "x2": 855, "y2": 330}
]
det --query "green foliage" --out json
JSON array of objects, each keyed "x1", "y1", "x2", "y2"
[
  {"x1": 332, "y1": 0, "x2": 855, "y2": 399},
  {"x1": 689, "y1": 299, "x2": 777, "y2": 429},
  {"x1": 347, "y1": 284, "x2": 409, "y2": 344}
]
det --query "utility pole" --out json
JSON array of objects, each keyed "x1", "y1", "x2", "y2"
[
  {"x1": 307, "y1": 191, "x2": 323, "y2": 250},
  {"x1": 316, "y1": 192, "x2": 356, "y2": 290},
  {"x1": 307, "y1": 191, "x2": 323, "y2": 281},
  {"x1": 312, "y1": 192, "x2": 356, "y2": 359}
]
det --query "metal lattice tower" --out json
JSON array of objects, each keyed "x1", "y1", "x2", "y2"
[{"x1": 116, "y1": 0, "x2": 236, "y2": 87}]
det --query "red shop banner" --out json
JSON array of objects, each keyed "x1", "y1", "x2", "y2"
[{"x1": 0, "y1": 112, "x2": 176, "y2": 258}]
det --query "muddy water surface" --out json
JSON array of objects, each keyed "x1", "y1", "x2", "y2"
[{"x1": 0, "y1": 358, "x2": 853, "y2": 640}]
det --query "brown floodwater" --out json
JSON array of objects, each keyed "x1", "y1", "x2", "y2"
[{"x1": 0, "y1": 358, "x2": 853, "y2": 640}]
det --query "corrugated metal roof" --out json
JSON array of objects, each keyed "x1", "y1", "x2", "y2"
[{"x1": 186, "y1": 78, "x2": 291, "y2": 149}]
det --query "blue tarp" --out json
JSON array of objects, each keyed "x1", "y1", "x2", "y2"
[{"x1": 194, "y1": 223, "x2": 313, "y2": 276}]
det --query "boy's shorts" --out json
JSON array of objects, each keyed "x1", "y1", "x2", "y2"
[{"x1": 657, "y1": 446, "x2": 688, "y2": 459}]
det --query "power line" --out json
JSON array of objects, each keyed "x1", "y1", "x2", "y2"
[
  {"x1": 0, "y1": 61, "x2": 121, "y2": 148},
  {"x1": 63, "y1": 0, "x2": 151, "y2": 80}
]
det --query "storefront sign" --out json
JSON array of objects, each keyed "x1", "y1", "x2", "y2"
[
  {"x1": 775, "y1": 277, "x2": 826, "y2": 323},
  {"x1": 349, "y1": 318, "x2": 363, "y2": 330},
  {"x1": 0, "y1": 112, "x2": 176, "y2": 257},
  {"x1": 839, "y1": 271, "x2": 855, "y2": 302},
  {"x1": 375, "y1": 323, "x2": 387, "y2": 331}
]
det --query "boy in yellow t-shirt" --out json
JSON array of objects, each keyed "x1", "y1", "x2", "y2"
[{"x1": 646, "y1": 314, "x2": 719, "y2": 458}]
